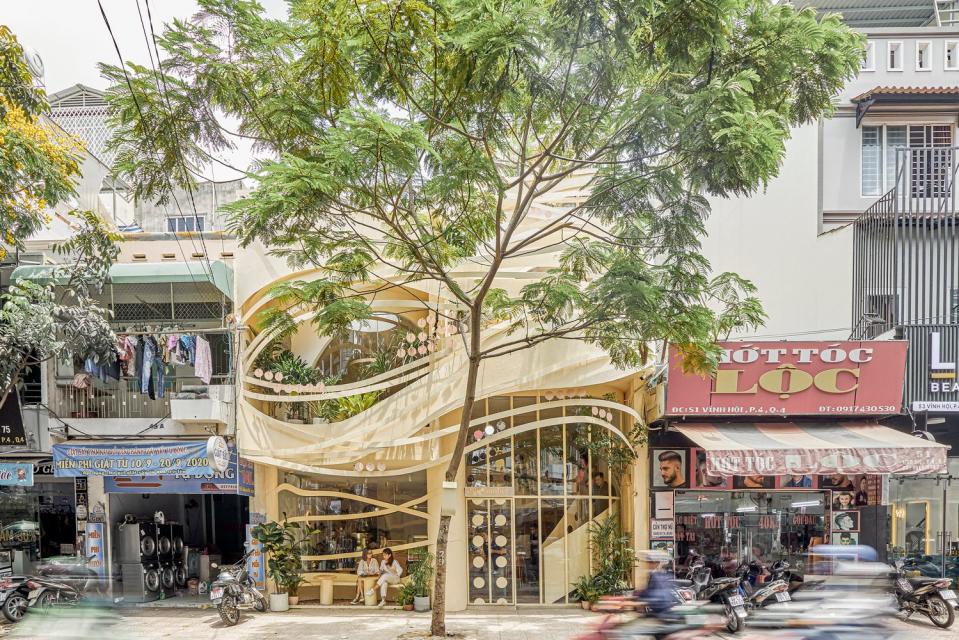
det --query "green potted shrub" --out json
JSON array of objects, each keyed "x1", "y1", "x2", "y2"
[
  {"x1": 572, "y1": 575, "x2": 602, "y2": 610},
  {"x1": 409, "y1": 551, "x2": 434, "y2": 612},
  {"x1": 251, "y1": 520, "x2": 312, "y2": 611},
  {"x1": 398, "y1": 582, "x2": 416, "y2": 611}
]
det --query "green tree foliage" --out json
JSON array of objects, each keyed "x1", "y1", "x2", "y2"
[
  {"x1": 0, "y1": 27, "x2": 118, "y2": 406},
  {"x1": 101, "y1": 0, "x2": 863, "y2": 631}
]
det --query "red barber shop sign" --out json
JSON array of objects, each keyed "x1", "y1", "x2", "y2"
[{"x1": 666, "y1": 341, "x2": 907, "y2": 416}]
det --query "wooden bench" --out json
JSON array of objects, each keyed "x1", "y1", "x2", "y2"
[{"x1": 300, "y1": 572, "x2": 409, "y2": 604}]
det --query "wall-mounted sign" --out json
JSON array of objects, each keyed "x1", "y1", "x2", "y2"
[
  {"x1": 207, "y1": 436, "x2": 230, "y2": 473},
  {"x1": 103, "y1": 444, "x2": 254, "y2": 495},
  {"x1": 245, "y1": 525, "x2": 266, "y2": 591},
  {"x1": 650, "y1": 519, "x2": 674, "y2": 540},
  {"x1": 85, "y1": 522, "x2": 106, "y2": 578},
  {"x1": 903, "y1": 326, "x2": 959, "y2": 411},
  {"x1": 52, "y1": 441, "x2": 218, "y2": 477},
  {"x1": 0, "y1": 394, "x2": 27, "y2": 447},
  {"x1": 666, "y1": 341, "x2": 907, "y2": 416},
  {"x1": 0, "y1": 463, "x2": 32, "y2": 487},
  {"x1": 464, "y1": 486, "x2": 514, "y2": 498}
]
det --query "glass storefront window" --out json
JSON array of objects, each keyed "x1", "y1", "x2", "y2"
[
  {"x1": 889, "y1": 459, "x2": 959, "y2": 580},
  {"x1": 540, "y1": 425, "x2": 564, "y2": 496},
  {"x1": 278, "y1": 471, "x2": 428, "y2": 572},
  {"x1": 674, "y1": 490, "x2": 828, "y2": 578}
]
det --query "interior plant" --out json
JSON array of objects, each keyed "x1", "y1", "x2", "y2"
[{"x1": 251, "y1": 520, "x2": 314, "y2": 608}]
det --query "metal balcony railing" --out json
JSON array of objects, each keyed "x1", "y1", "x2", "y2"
[
  {"x1": 50, "y1": 375, "x2": 231, "y2": 420},
  {"x1": 851, "y1": 146, "x2": 959, "y2": 338}
]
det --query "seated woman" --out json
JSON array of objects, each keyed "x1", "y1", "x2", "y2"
[
  {"x1": 351, "y1": 548, "x2": 380, "y2": 604},
  {"x1": 366, "y1": 547, "x2": 403, "y2": 607}
]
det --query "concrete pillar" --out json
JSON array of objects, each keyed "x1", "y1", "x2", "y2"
[{"x1": 428, "y1": 451, "x2": 468, "y2": 611}]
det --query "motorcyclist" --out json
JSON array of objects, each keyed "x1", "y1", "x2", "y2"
[{"x1": 634, "y1": 549, "x2": 677, "y2": 619}]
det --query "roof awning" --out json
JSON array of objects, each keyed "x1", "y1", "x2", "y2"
[
  {"x1": 10, "y1": 260, "x2": 234, "y2": 300},
  {"x1": 851, "y1": 86, "x2": 959, "y2": 127},
  {"x1": 674, "y1": 422, "x2": 948, "y2": 477}
]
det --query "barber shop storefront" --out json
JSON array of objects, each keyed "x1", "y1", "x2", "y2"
[
  {"x1": 653, "y1": 341, "x2": 947, "y2": 579},
  {"x1": 887, "y1": 326, "x2": 959, "y2": 578}
]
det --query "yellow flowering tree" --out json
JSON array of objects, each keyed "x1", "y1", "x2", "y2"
[{"x1": 0, "y1": 25, "x2": 117, "y2": 408}]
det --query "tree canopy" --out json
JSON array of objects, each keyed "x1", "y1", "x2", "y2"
[
  {"x1": 101, "y1": 0, "x2": 863, "y2": 631},
  {"x1": 0, "y1": 26, "x2": 117, "y2": 406}
]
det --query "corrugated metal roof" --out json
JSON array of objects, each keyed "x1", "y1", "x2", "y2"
[
  {"x1": 792, "y1": 0, "x2": 938, "y2": 27},
  {"x1": 851, "y1": 85, "x2": 959, "y2": 100}
]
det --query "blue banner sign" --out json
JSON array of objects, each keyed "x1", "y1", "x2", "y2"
[
  {"x1": 52, "y1": 441, "x2": 214, "y2": 477},
  {"x1": 103, "y1": 445, "x2": 254, "y2": 495},
  {"x1": 246, "y1": 525, "x2": 265, "y2": 591},
  {"x1": 0, "y1": 463, "x2": 33, "y2": 487}
]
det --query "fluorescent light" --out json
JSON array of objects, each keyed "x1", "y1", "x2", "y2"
[
  {"x1": 735, "y1": 506, "x2": 757, "y2": 513},
  {"x1": 791, "y1": 500, "x2": 822, "y2": 508}
]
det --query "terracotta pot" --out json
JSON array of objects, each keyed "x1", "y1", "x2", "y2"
[
  {"x1": 580, "y1": 600, "x2": 591, "y2": 610},
  {"x1": 403, "y1": 603, "x2": 414, "y2": 611},
  {"x1": 289, "y1": 596, "x2": 300, "y2": 605}
]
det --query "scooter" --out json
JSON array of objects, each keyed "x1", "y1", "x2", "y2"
[
  {"x1": 893, "y1": 560, "x2": 957, "y2": 628},
  {"x1": 740, "y1": 561, "x2": 791, "y2": 609},
  {"x1": 210, "y1": 550, "x2": 266, "y2": 626},
  {"x1": 0, "y1": 575, "x2": 30, "y2": 623},
  {"x1": 687, "y1": 560, "x2": 747, "y2": 633}
]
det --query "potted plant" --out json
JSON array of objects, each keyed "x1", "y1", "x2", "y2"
[
  {"x1": 572, "y1": 575, "x2": 601, "y2": 610},
  {"x1": 398, "y1": 582, "x2": 416, "y2": 611},
  {"x1": 409, "y1": 551, "x2": 434, "y2": 612},
  {"x1": 251, "y1": 520, "x2": 312, "y2": 611}
]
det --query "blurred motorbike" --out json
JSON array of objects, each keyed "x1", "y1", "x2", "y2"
[
  {"x1": 740, "y1": 561, "x2": 791, "y2": 609},
  {"x1": 687, "y1": 559, "x2": 747, "y2": 633},
  {"x1": 0, "y1": 575, "x2": 29, "y2": 623},
  {"x1": 893, "y1": 560, "x2": 956, "y2": 628}
]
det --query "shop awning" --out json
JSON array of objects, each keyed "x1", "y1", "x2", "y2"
[
  {"x1": 10, "y1": 260, "x2": 234, "y2": 300},
  {"x1": 674, "y1": 422, "x2": 948, "y2": 477}
]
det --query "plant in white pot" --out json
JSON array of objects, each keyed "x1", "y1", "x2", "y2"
[
  {"x1": 252, "y1": 520, "x2": 312, "y2": 611},
  {"x1": 409, "y1": 550, "x2": 434, "y2": 612}
]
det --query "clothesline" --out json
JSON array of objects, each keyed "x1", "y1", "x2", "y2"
[{"x1": 116, "y1": 326, "x2": 234, "y2": 336}]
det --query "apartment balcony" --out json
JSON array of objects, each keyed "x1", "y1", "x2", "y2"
[
  {"x1": 851, "y1": 146, "x2": 959, "y2": 338},
  {"x1": 50, "y1": 375, "x2": 234, "y2": 435}
]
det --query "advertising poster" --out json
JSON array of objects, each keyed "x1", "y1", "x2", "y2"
[
  {"x1": 245, "y1": 525, "x2": 265, "y2": 591},
  {"x1": 103, "y1": 445, "x2": 254, "y2": 495},
  {"x1": 650, "y1": 519, "x2": 675, "y2": 540},
  {"x1": 84, "y1": 522, "x2": 106, "y2": 577},
  {"x1": 0, "y1": 394, "x2": 27, "y2": 447},
  {"x1": 0, "y1": 463, "x2": 33, "y2": 487},
  {"x1": 53, "y1": 441, "x2": 216, "y2": 477}
]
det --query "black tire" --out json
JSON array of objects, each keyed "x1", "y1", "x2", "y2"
[
  {"x1": 34, "y1": 591, "x2": 55, "y2": 612},
  {"x1": 145, "y1": 569, "x2": 160, "y2": 592},
  {"x1": 928, "y1": 595, "x2": 955, "y2": 628},
  {"x1": 141, "y1": 537, "x2": 156, "y2": 556},
  {"x1": 218, "y1": 596, "x2": 240, "y2": 626},
  {"x1": 253, "y1": 596, "x2": 266, "y2": 612},
  {"x1": 3, "y1": 594, "x2": 27, "y2": 623},
  {"x1": 724, "y1": 600, "x2": 742, "y2": 633}
]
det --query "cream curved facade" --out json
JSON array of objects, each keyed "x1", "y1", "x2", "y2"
[{"x1": 235, "y1": 175, "x2": 651, "y2": 608}]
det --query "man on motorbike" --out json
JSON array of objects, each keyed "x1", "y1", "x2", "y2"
[{"x1": 635, "y1": 550, "x2": 678, "y2": 619}]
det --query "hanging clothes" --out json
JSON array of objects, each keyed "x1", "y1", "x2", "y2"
[
  {"x1": 152, "y1": 356, "x2": 166, "y2": 399},
  {"x1": 179, "y1": 335, "x2": 196, "y2": 365},
  {"x1": 194, "y1": 335, "x2": 212, "y2": 384},
  {"x1": 141, "y1": 337, "x2": 157, "y2": 397},
  {"x1": 134, "y1": 337, "x2": 145, "y2": 388}
]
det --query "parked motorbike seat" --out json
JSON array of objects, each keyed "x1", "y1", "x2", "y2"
[
  {"x1": 907, "y1": 577, "x2": 944, "y2": 588},
  {"x1": 711, "y1": 577, "x2": 739, "y2": 585},
  {"x1": 673, "y1": 579, "x2": 693, "y2": 588}
]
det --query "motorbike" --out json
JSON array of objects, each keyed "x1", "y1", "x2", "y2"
[
  {"x1": 0, "y1": 575, "x2": 30, "y2": 623},
  {"x1": 8, "y1": 555, "x2": 104, "y2": 616},
  {"x1": 210, "y1": 550, "x2": 266, "y2": 626},
  {"x1": 687, "y1": 559, "x2": 747, "y2": 633},
  {"x1": 769, "y1": 559, "x2": 804, "y2": 593},
  {"x1": 740, "y1": 561, "x2": 792, "y2": 610},
  {"x1": 893, "y1": 560, "x2": 957, "y2": 628}
]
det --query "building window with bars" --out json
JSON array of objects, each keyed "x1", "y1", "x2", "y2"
[
  {"x1": 861, "y1": 124, "x2": 953, "y2": 197},
  {"x1": 167, "y1": 216, "x2": 205, "y2": 232}
]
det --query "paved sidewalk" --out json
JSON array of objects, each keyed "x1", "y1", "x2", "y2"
[{"x1": 3, "y1": 607, "x2": 598, "y2": 640}]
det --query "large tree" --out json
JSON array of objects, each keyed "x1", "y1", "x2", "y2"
[
  {"x1": 102, "y1": 0, "x2": 861, "y2": 632},
  {"x1": 0, "y1": 25, "x2": 117, "y2": 408}
]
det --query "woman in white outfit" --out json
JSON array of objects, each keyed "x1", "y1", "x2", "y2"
[
  {"x1": 367, "y1": 547, "x2": 403, "y2": 607},
  {"x1": 351, "y1": 549, "x2": 380, "y2": 604}
]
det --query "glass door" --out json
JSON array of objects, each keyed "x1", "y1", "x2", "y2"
[{"x1": 467, "y1": 498, "x2": 514, "y2": 605}]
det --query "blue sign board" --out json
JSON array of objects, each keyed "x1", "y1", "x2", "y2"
[
  {"x1": 0, "y1": 463, "x2": 33, "y2": 486},
  {"x1": 85, "y1": 522, "x2": 106, "y2": 577},
  {"x1": 52, "y1": 441, "x2": 214, "y2": 477},
  {"x1": 103, "y1": 445, "x2": 254, "y2": 495}
]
